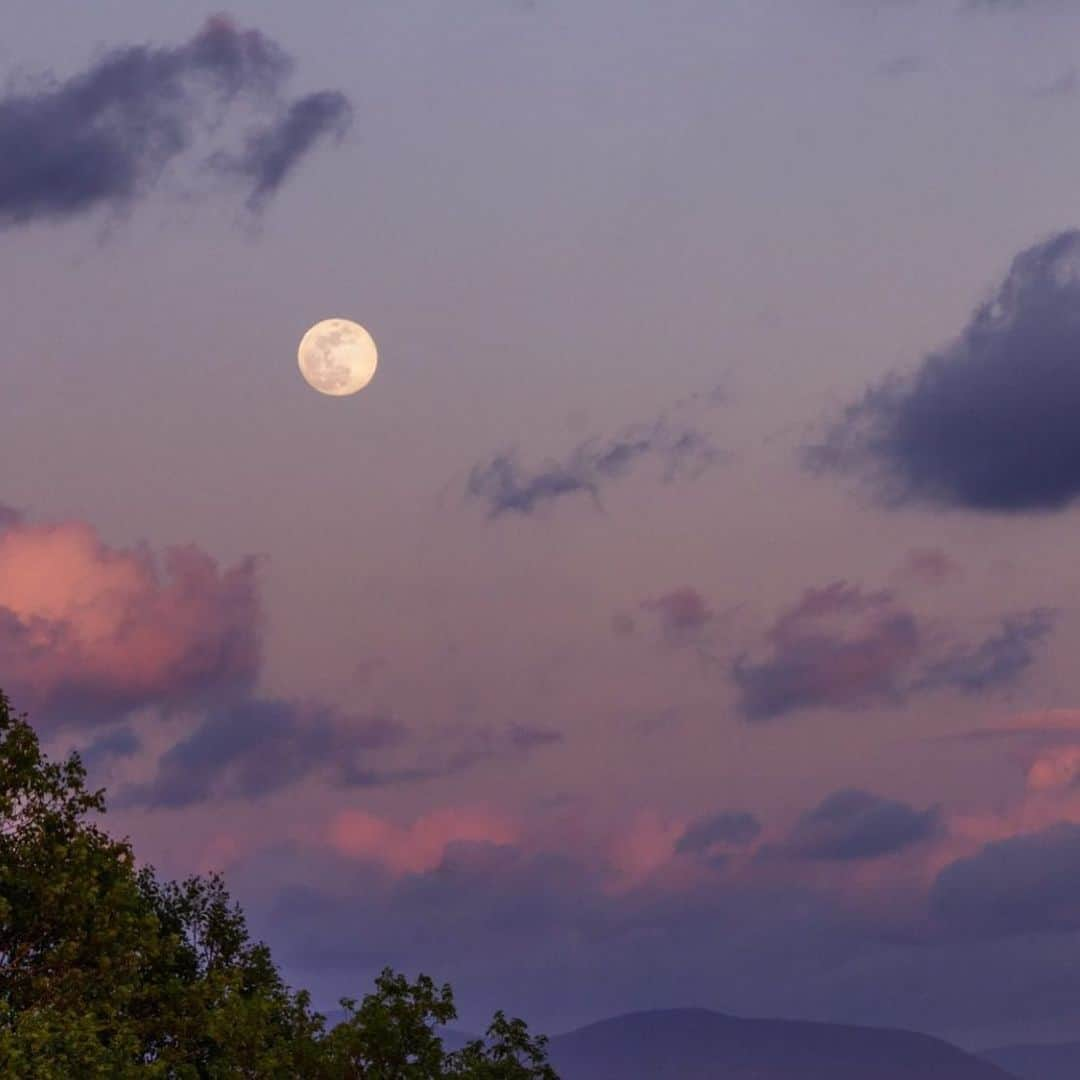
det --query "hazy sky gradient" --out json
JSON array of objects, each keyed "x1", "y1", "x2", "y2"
[{"x1": 6, "y1": 0, "x2": 1080, "y2": 1051}]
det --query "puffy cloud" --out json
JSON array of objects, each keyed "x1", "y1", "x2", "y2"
[
  {"x1": 810, "y1": 232, "x2": 1080, "y2": 512},
  {"x1": 0, "y1": 16, "x2": 351, "y2": 228},
  {"x1": 731, "y1": 582, "x2": 1053, "y2": 720},
  {"x1": 782, "y1": 789, "x2": 942, "y2": 862},
  {"x1": 117, "y1": 699, "x2": 404, "y2": 809},
  {"x1": 0, "y1": 499, "x2": 564, "y2": 804},
  {"x1": 468, "y1": 421, "x2": 719, "y2": 518},
  {"x1": 0, "y1": 518, "x2": 259, "y2": 724}
]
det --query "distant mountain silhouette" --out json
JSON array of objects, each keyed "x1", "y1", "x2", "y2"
[
  {"x1": 544, "y1": 1008, "x2": 1017, "y2": 1080},
  {"x1": 979, "y1": 1041, "x2": 1080, "y2": 1080}
]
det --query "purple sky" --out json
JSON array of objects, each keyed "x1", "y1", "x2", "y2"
[{"x1": 5, "y1": 0, "x2": 1080, "y2": 1051}]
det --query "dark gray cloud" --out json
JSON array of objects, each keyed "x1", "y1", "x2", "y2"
[
  {"x1": 931, "y1": 823, "x2": 1080, "y2": 938},
  {"x1": 732, "y1": 582, "x2": 1054, "y2": 721},
  {"x1": 468, "y1": 420, "x2": 720, "y2": 518},
  {"x1": 782, "y1": 789, "x2": 942, "y2": 862},
  {"x1": 676, "y1": 811, "x2": 761, "y2": 855},
  {"x1": 810, "y1": 231, "x2": 1080, "y2": 512},
  {"x1": 0, "y1": 504, "x2": 21, "y2": 530},
  {"x1": 120, "y1": 705, "x2": 562, "y2": 808},
  {"x1": 916, "y1": 609, "x2": 1055, "y2": 693},
  {"x1": 0, "y1": 16, "x2": 351, "y2": 228},
  {"x1": 77, "y1": 726, "x2": 140, "y2": 771},
  {"x1": 118, "y1": 699, "x2": 404, "y2": 808}
]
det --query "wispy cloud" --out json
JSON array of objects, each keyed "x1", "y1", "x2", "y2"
[
  {"x1": 468, "y1": 391, "x2": 725, "y2": 518},
  {"x1": 0, "y1": 16, "x2": 350, "y2": 229}
]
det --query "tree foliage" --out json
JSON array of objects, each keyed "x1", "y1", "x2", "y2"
[{"x1": 0, "y1": 691, "x2": 557, "y2": 1078}]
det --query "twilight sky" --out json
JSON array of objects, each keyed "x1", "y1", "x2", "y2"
[{"x1": 6, "y1": 0, "x2": 1080, "y2": 1051}]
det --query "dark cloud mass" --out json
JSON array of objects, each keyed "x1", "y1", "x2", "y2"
[
  {"x1": 931, "y1": 824, "x2": 1080, "y2": 938},
  {"x1": 78, "y1": 726, "x2": 141, "y2": 771},
  {"x1": 0, "y1": 16, "x2": 351, "y2": 227},
  {"x1": 783, "y1": 789, "x2": 942, "y2": 862},
  {"x1": 732, "y1": 582, "x2": 1053, "y2": 720},
  {"x1": 468, "y1": 420, "x2": 719, "y2": 517},
  {"x1": 118, "y1": 699, "x2": 404, "y2": 808},
  {"x1": 811, "y1": 231, "x2": 1080, "y2": 511},
  {"x1": 676, "y1": 811, "x2": 762, "y2": 855},
  {"x1": 122, "y1": 708, "x2": 563, "y2": 808}
]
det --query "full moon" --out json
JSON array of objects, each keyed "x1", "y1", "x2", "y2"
[{"x1": 297, "y1": 318, "x2": 378, "y2": 397}]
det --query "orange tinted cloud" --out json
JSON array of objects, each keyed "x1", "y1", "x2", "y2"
[{"x1": 0, "y1": 518, "x2": 259, "y2": 723}]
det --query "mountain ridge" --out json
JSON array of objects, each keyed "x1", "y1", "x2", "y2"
[{"x1": 541, "y1": 1007, "x2": 1017, "y2": 1080}]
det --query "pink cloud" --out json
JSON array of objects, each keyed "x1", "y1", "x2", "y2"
[
  {"x1": 1027, "y1": 745, "x2": 1080, "y2": 793},
  {"x1": 327, "y1": 807, "x2": 518, "y2": 875},
  {"x1": 606, "y1": 811, "x2": 686, "y2": 887},
  {"x1": 733, "y1": 583, "x2": 921, "y2": 719},
  {"x1": 925, "y1": 713, "x2": 1080, "y2": 872},
  {"x1": 325, "y1": 804, "x2": 702, "y2": 891},
  {"x1": 0, "y1": 518, "x2": 259, "y2": 723},
  {"x1": 734, "y1": 581, "x2": 1052, "y2": 720}
]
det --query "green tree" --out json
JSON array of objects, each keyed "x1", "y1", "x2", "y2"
[
  {"x1": 319, "y1": 969, "x2": 455, "y2": 1078},
  {"x1": 448, "y1": 1013, "x2": 558, "y2": 1080},
  {"x1": 0, "y1": 691, "x2": 558, "y2": 1078}
]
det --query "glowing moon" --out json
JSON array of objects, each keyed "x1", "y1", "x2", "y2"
[{"x1": 297, "y1": 318, "x2": 378, "y2": 397}]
